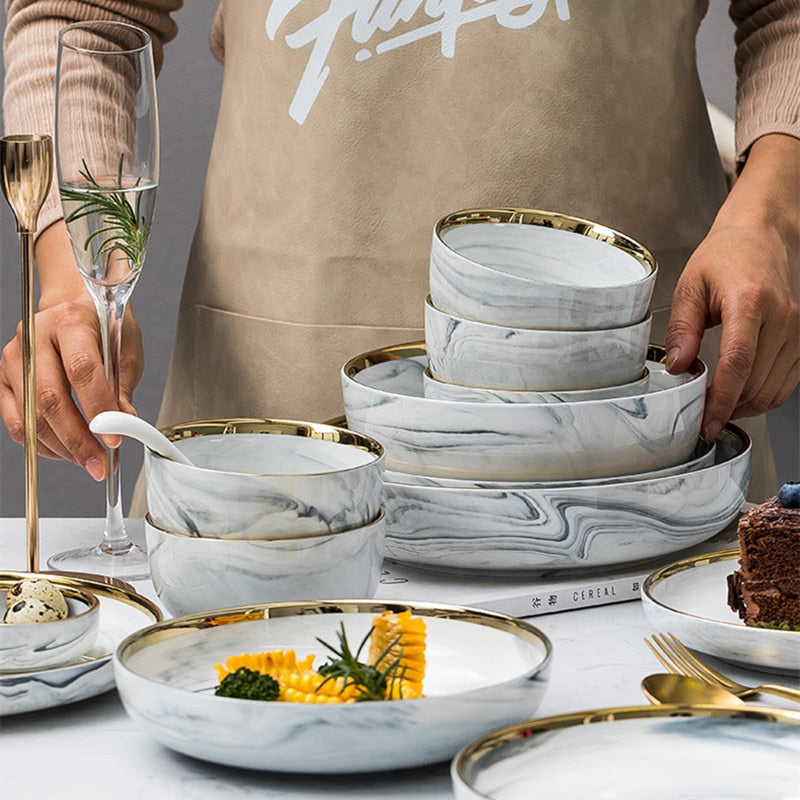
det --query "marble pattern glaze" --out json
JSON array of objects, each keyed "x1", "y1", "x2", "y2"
[
  {"x1": 113, "y1": 603, "x2": 551, "y2": 773},
  {"x1": 430, "y1": 214, "x2": 656, "y2": 330},
  {"x1": 0, "y1": 592, "x2": 99, "y2": 672},
  {"x1": 341, "y1": 345, "x2": 705, "y2": 482},
  {"x1": 422, "y1": 366, "x2": 651, "y2": 403},
  {"x1": 381, "y1": 425, "x2": 750, "y2": 573},
  {"x1": 146, "y1": 430, "x2": 383, "y2": 538},
  {"x1": 146, "y1": 512, "x2": 385, "y2": 617},
  {"x1": 425, "y1": 298, "x2": 651, "y2": 390},
  {"x1": 452, "y1": 708, "x2": 800, "y2": 800}
]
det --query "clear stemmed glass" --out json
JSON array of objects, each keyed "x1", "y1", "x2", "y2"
[{"x1": 47, "y1": 20, "x2": 158, "y2": 579}]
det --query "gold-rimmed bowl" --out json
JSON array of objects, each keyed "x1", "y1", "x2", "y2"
[
  {"x1": 452, "y1": 705, "x2": 800, "y2": 799},
  {"x1": 113, "y1": 600, "x2": 552, "y2": 773},
  {"x1": 144, "y1": 418, "x2": 384, "y2": 539},
  {"x1": 0, "y1": 580, "x2": 100, "y2": 672},
  {"x1": 429, "y1": 208, "x2": 657, "y2": 331}
]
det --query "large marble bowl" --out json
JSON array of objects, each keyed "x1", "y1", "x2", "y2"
[
  {"x1": 341, "y1": 343, "x2": 706, "y2": 482},
  {"x1": 114, "y1": 601, "x2": 552, "y2": 773},
  {"x1": 145, "y1": 418, "x2": 384, "y2": 538},
  {"x1": 422, "y1": 366, "x2": 651, "y2": 403},
  {"x1": 425, "y1": 296, "x2": 651, "y2": 391},
  {"x1": 0, "y1": 582, "x2": 100, "y2": 672},
  {"x1": 429, "y1": 208, "x2": 657, "y2": 330},
  {"x1": 380, "y1": 424, "x2": 750, "y2": 573},
  {"x1": 145, "y1": 512, "x2": 386, "y2": 618}
]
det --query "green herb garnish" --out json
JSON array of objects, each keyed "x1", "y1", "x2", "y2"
[
  {"x1": 214, "y1": 667, "x2": 280, "y2": 701},
  {"x1": 756, "y1": 621, "x2": 800, "y2": 632},
  {"x1": 60, "y1": 154, "x2": 148, "y2": 267}
]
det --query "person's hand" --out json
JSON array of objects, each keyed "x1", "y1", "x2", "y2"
[
  {"x1": 665, "y1": 134, "x2": 800, "y2": 442},
  {"x1": 0, "y1": 222, "x2": 144, "y2": 479}
]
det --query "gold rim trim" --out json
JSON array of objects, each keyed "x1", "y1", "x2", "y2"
[
  {"x1": 156, "y1": 418, "x2": 384, "y2": 467},
  {"x1": 642, "y1": 547, "x2": 798, "y2": 636},
  {"x1": 435, "y1": 207, "x2": 657, "y2": 280},
  {"x1": 343, "y1": 342, "x2": 705, "y2": 384},
  {"x1": 454, "y1": 703, "x2": 800, "y2": 786},
  {"x1": 117, "y1": 599, "x2": 552, "y2": 681}
]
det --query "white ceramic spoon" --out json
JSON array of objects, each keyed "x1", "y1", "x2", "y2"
[{"x1": 89, "y1": 411, "x2": 195, "y2": 466}]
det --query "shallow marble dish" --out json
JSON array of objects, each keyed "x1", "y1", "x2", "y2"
[
  {"x1": 341, "y1": 343, "x2": 705, "y2": 482},
  {"x1": 0, "y1": 572, "x2": 160, "y2": 716},
  {"x1": 430, "y1": 208, "x2": 657, "y2": 330},
  {"x1": 0, "y1": 583, "x2": 100, "y2": 672},
  {"x1": 422, "y1": 366, "x2": 651, "y2": 403},
  {"x1": 641, "y1": 549, "x2": 800, "y2": 673},
  {"x1": 145, "y1": 418, "x2": 384, "y2": 539},
  {"x1": 114, "y1": 600, "x2": 551, "y2": 773},
  {"x1": 383, "y1": 437, "x2": 716, "y2": 488},
  {"x1": 381, "y1": 425, "x2": 749, "y2": 573},
  {"x1": 146, "y1": 511, "x2": 385, "y2": 617},
  {"x1": 425, "y1": 297, "x2": 651, "y2": 391},
  {"x1": 452, "y1": 705, "x2": 800, "y2": 800}
]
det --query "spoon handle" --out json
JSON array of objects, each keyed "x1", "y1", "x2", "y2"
[{"x1": 89, "y1": 411, "x2": 194, "y2": 466}]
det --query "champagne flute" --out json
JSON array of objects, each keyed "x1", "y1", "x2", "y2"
[{"x1": 48, "y1": 21, "x2": 158, "y2": 579}]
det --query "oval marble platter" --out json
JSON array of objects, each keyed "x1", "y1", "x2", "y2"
[
  {"x1": 452, "y1": 705, "x2": 800, "y2": 800},
  {"x1": 114, "y1": 600, "x2": 552, "y2": 773},
  {"x1": 641, "y1": 551, "x2": 800, "y2": 673},
  {"x1": 0, "y1": 572, "x2": 161, "y2": 716}
]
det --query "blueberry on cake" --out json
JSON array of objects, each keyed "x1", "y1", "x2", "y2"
[{"x1": 726, "y1": 483, "x2": 800, "y2": 631}]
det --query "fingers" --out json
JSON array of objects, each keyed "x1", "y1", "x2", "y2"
[{"x1": 665, "y1": 278, "x2": 709, "y2": 375}]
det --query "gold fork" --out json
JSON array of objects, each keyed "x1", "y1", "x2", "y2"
[{"x1": 645, "y1": 632, "x2": 800, "y2": 703}]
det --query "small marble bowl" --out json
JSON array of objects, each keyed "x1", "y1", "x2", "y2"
[
  {"x1": 145, "y1": 418, "x2": 384, "y2": 539},
  {"x1": 0, "y1": 583, "x2": 100, "y2": 672},
  {"x1": 422, "y1": 367, "x2": 650, "y2": 403},
  {"x1": 425, "y1": 297, "x2": 651, "y2": 391},
  {"x1": 430, "y1": 208, "x2": 657, "y2": 330},
  {"x1": 342, "y1": 343, "x2": 706, "y2": 482},
  {"x1": 145, "y1": 512, "x2": 386, "y2": 618}
]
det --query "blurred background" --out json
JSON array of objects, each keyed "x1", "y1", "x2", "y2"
[{"x1": 1, "y1": 0, "x2": 797, "y2": 518}]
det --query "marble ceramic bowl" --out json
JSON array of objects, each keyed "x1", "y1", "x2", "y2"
[
  {"x1": 425, "y1": 297, "x2": 651, "y2": 391},
  {"x1": 114, "y1": 601, "x2": 552, "y2": 773},
  {"x1": 422, "y1": 367, "x2": 651, "y2": 403},
  {"x1": 0, "y1": 583, "x2": 100, "y2": 672},
  {"x1": 145, "y1": 418, "x2": 384, "y2": 538},
  {"x1": 145, "y1": 512, "x2": 386, "y2": 617},
  {"x1": 380, "y1": 424, "x2": 750, "y2": 573},
  {"x1": 341, "y1": 343, "x2": 706, "y2": 482},
  {"x1": 429, "y1": 208, "x2": 657, "y2": 330}
]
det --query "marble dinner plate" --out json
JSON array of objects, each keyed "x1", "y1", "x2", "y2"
[
  {"x1": 452, "y1": 705, "x2": 800, "y2": 799},
  {"x1": 0, "y1": 572, "x2": 161, "y2": 716},
  {"x1": 641, "y1": 550, "x2": 800, "y2": 673},
  {"x1": 114, "y1": 600, "x2": 551, "y2": 773}
]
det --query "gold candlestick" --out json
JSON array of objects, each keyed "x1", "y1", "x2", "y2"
[{"x1": 1, "y1": 134, "x2": 54, "y2": 573}]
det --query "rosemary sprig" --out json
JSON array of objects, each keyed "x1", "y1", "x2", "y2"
[
  {"x1": 60, "y1": 154, "x2": 147, "y2": 267},
  {"x1": 316, "y1": 624, "x2": 405, "y2": 702}
]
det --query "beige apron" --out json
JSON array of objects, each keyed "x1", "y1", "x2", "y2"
[{"x1": 132, "y1": 0, "x2": 775, "y2": 513}]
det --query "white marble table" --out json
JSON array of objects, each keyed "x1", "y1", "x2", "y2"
[{"x1": 1, "y1": 517, "x2": 798, "y2": 800}]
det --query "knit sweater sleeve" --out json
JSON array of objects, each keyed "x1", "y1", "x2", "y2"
[
  {"x1": 3, "y1": 0, "x2": 182, "y2": 236},
  {"x1": 729, "y1": 0, "x2": 800, "y2": 165}
]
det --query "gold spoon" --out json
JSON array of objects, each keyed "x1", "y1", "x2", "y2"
[{"x1": 641, "y1": 673, "x2": 746, "y2": 706}]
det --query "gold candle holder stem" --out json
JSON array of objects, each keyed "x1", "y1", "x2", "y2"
[{"x1": 1, "y1": 134, "x2": 54, "y2": 573}]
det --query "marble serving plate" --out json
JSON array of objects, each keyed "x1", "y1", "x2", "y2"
[
  {"x1": 114, "y1": 601, "x2": 552, "y2": 773},
  {"x1": 452, "y1": 705, "x2": 800, "y2": 800},
  {"x1": 381, "y1": 424, "x2": 750, "y2": 573},
  {"x1": 429, "y1": 207, "x2": 657, "y2": 330},
  {"x1": 341, "y1": 343, "x2": 705, "y2": 482},
  {"x1": 642, "y1": 550, "x2": 800, "y2": 673},
  {"x1": 145, "y1": 418, "x2": 384, "y2": 538},
  {"x1": 146, "y1": 511, "x2": 385, "y2": 618},
  {"x1": 425, "y1": 297, "x2": 651, "y2": 391},
  {"x1": 0, "y1": 583, "x2": 100, "y2": 672},
  {"x1": 422, "y1": 366, "x2": 651, "y2": 403}
]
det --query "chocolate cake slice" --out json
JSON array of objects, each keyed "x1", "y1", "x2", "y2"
[{"x1": 727, "y1": 483, "x2": 800, "y2": 630}]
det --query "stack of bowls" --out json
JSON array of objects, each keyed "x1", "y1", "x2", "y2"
[
  {"x1": 143, "y1": 419, "x2": 386, "y2": 616},
  {"x1": 340, "y1": 208, "x2": 751, "y2": 574}
]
